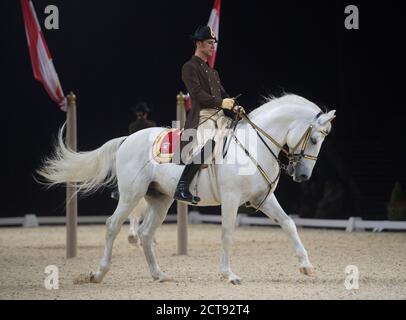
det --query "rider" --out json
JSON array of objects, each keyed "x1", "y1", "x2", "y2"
[
  {"x1": 112, "y1": 101, "x2": 157, "y2": 201},
  {"x1": 174, "y1": 25, "x2": 241, "y2": 204}
]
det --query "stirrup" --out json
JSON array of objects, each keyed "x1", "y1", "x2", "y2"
[
  {"x1": 189, "y1": 194, "x2": 201, "y2": 205},
  {"x1": 185, "y1": 195, "x2": 200, "y2": 205},
  {"x1": 174, "y1": 192, "x2": 200, "y2": 205}
]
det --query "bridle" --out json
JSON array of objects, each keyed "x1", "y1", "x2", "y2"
[
  {"x1": 242, "y1": 111, "x2": 329, "y2": 165},
  {"x1": 232, "y1": 110, "x2": 330, "y2": 212}
]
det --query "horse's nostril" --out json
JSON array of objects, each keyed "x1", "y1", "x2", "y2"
[{"x1": 300, "y1": 174, "x2": 309, "y2": 181}]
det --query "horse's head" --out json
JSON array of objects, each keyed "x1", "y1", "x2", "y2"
[{"x1": 286, "y1": 110, "x2": 336, "y2": 182}]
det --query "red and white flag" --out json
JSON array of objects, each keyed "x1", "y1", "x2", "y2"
[
  {"x1": 21, "y1": 0, "x2": 67, "y2": 111},
  {"x1": 184, "y1": 0, "x2": 222, "y2": 111},
  {"x1": 207, "y1": 0, "x2": 221, "y2": 68}
]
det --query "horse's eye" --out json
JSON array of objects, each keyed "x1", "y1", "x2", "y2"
[{"x1": 310, "y1": 137, "x2": 318, "y2": 145}]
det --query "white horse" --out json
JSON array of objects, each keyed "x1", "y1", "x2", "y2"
[{"x1": 38, "y1": 94, "x2": 335, "y2": 284}]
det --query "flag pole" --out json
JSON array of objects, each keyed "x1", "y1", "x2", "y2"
[
  {"x1": 176, "y1": 92, "x2": 188, "y2": 255},
  {"x1": 21, "y1": 0, "x2": 74, "y2": 257},
  {"x1": 66, "y1": 92, "x2": 77, "y2": 259}
]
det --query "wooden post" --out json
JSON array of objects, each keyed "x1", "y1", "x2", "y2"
[
  {"x1": 176, "y1": 92, "x2": 188, "y2": 255},
  {"x1": 66, "y1": 92, "x2": 78, "y2": 259}
]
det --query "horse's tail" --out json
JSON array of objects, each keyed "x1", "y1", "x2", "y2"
[{"x1": 37, "y1": 124, "x2": 127, "y2": 196}]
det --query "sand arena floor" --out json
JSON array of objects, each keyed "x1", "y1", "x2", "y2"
[{"x1": 0, "y1": 223, "x2": 405, "y2": 299}]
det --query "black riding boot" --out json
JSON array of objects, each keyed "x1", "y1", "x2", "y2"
[
  {"x1": 174, "y1": 140, "x2": 215, "y2": 204},
  {"x1": 173, "y1": 163, "x2": 202, "y2": 204}
]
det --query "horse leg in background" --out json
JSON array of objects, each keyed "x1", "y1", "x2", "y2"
[
  {"x1": 261, "y1": 193, "x2": 315, "y2": 277},
  {"x1": 89, "y1": 189, "x2": 146, "y2": 283},
  {"x1": 220, "y1": 195, "x2": 242, "y2": 285},
  {"x1": 128, "y1": 213, "x2": 141, "y2": 246},
  {"x1": 128, "y1": 197, "x2": 158, "y2": 247},
  {"x1": 128, "y1": 197, "x2": 147, "y2": 246},
  {"x1": 138, "y1": 195, "x2": 173, "y2": 282}
]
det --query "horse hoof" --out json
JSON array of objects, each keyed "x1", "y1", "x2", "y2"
[
  {"x1": 152, "y1": 273, "x2": 172, "y2": 282},
  {"x1": 229, "y1": 278, "x2": 242, "y2": 285},
  {"x1": 89, "y1": 272, "x2": 97, "y2": 283},
  {"x1": 158, "y1": 275, "x2": 173, "y2": 283},
  {"x1": 128, "y1": 235, "x2": 139, "y2": 246},
  {"x1": 299, "y1": 267, "x2": 316, "y2": 277},
  {"x1": 89, "y1": 272, "x2": 103, "y2": 283}
]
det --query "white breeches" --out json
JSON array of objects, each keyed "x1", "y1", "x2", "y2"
[{"x1": 193, "y1": 108, "x2": 231, "y2": 164}]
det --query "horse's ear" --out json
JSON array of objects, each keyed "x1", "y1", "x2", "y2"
[{"x1": 318, "y1": 110, "x2": 336, "y2": 126}]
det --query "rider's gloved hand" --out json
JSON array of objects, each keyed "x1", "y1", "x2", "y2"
[
  {"x1": 222, "y1": 98, "x2": 235, "y2": 110},
  {"x1": 234, "y1": 106, "x2": 246, "y2": 114}
]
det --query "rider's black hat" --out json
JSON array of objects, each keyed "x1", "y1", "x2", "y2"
[
  {"x1": 131, "y1": 101, "x2": 151, "y2": 114},
  {"x1": 189, "y1": 25, "x2": 217, "y2": 42}
]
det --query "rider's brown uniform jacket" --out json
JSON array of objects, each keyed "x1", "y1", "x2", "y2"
[
  {"x1": 181, "y1": 55, "x2": 229, "y2": 131},
  {"x1": 174, "y1": 55, "x2": 230, "y2": 164}
]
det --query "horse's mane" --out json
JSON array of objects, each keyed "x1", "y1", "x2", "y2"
[{"x1": 249, "y1": 93, "x2": 321, "y2": 118}]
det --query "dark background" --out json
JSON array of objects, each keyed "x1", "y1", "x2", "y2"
[{"x1": 0, "y1": 0, "x2": 404, "y2": 219}]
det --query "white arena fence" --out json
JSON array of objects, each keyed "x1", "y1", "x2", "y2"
[{"x1": 1, "y1": 212, "x2": 406, "y2": 232}]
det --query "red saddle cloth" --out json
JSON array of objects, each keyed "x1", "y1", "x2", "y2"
[
  {"x1": 152, "y1": 128, "x2": 182, "y2": 163},
  {"x1": 160, "y1": 128, "x2": 181, "y2": 154}
]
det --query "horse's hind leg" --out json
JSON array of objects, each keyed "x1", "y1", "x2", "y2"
[
  {"x1": 138, "y1": 195, "x2": 173, "y2": 282},
  {"x1": 261, "y1": 194, "x2": 315, "y2": 277},
  {"x1": 89, "y1": 191, "x2": 145, "y2": 283}
]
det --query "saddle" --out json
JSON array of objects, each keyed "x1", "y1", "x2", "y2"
[
  {"x1": 151, "y1": 127, "x2": 233, "y2": 165},
  {"x1": 152, "y1": 128, "x2": 182, "y2": 164},
  {"x1": 152, "y1": 128, "x2": 223, "y2": 203}
]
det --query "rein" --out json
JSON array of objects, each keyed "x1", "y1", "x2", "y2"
[
  {"x1": 232, "y1": 133, "x2": 281, "y2": 212},
  {"x1": 198, "y1": 108, "x2": 222, "y2": 126}
]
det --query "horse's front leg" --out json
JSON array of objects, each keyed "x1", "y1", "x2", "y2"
[
  {"x1": 220, "y1": 195, "x2": 242, "y2": 284},
  {"x1": 261, "y1": 194, "x2": 315, "y2": 277}
]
